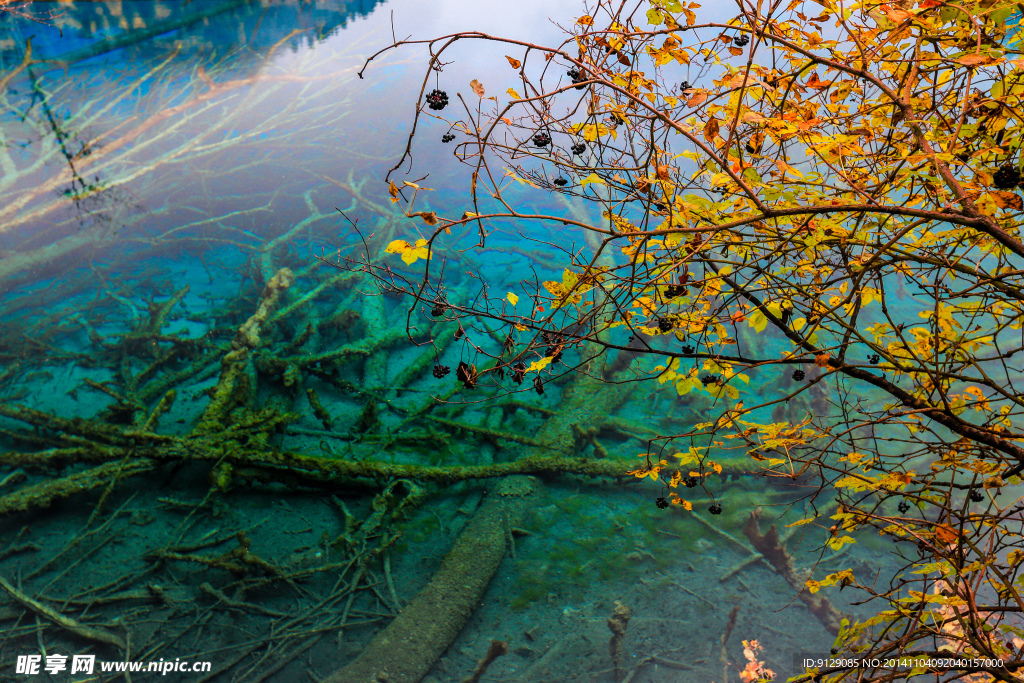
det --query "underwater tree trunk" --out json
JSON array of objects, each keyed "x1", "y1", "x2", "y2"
[{"x1": 324, "y1": 475, "x2": 538, "y2": 683}]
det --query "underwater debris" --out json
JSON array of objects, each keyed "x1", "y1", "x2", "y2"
[
  {"x1": 607, "y1": 601, "x2": 632, "y2": 683},
  {"x1": 743, "y1": 509, "x2": 848, "y2": 635}
]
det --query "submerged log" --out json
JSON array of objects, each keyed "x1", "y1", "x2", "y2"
[{"x1": 325, "y1": 475, "x2": 538, "y2": 683}]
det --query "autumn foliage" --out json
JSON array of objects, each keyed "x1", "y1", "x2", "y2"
[{"x1": 351, "y1": 0, "x2": 1024, "y2": 678}]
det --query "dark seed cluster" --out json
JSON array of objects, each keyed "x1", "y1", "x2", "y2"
[
  {"x1": 658, "y1": 317, "x2": 673, "y2": 332},
  {"x1": 898, "y1": 501, "x2": 910, "y2": 513},
  {"x1": 571, "y1": 142, "x2": 587, "y2": 155},
  {"x1": 432, "y1": 302, "x2": 447, "y2": 317},
  {"x1": 665, "y1": 285, "x2": 685, "y2": 298},
  {"x1": 970, "y1": 490, "x2": 984, "y2": 503},
  {"x1": 792, "y1": 370, "x2": 805, "y2": 381},
  {"x1": 868, "y1": 354, "x2": 880, "y2": 364},
  {"x1": 533, "y1": 132, "x2": 551, "y2": 147},
  {"x1": 708, "y1": 503, "x2": 723, "y2": 515},
  {"x1": 993, "y1": 165, "x2": 1021, "y2": 189},
  {"x1": 432, "y1": 364, "x2": 450, "y2": 379},
  {"x1": 567, "y1": 68, "x2": 587, "y2": 89},
  {"x1": 701, "y1": 375, "x2": 720, "y2": 386},
  {"x1": 681, "y1": 345, "x2": 695, "y2": 355},
  {"x1": 683, "y1": 476, "x2": 697, "y2": 488},
  {"x1": 734, "y1": 34, "x2": 750, "y2": 47},
  {"x1": 425, "y1": 89, "x2": 449, "y2": 111},
  {"x1": 655, "y1": 497, "x2": 670, "y2": 509},
  {"x1": 441, "y1": 133, "x2": 455, "y2": 143},
  {"x1": 553, "y1": 177, "x2": 568, "y2": 187},
  {"x1": 679, "y1": 80, "x2": 691, "y2": 93}
]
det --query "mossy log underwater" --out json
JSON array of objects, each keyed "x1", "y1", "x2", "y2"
[{"x1": 0, "y1": 230, "x2": 803, "y2": 680}]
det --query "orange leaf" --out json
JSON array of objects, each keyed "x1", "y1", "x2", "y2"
[
  {"x1": 883, "y1": 7, "x2": 913, "y2": 22},
  {"x1": 505, "y1": 55, "x2": 521, "y2": 69},
  {"x1": 577, "y1": 15, "x2": 594, "y2": 25},
  {"x1": 814, "y1": 354, "x2": 831, "y2": 368},
  {"x1": 805, "y1": 72, "x2": 832, "y2": 89},
  {"x1": 934, "y1": 524, "x2": 959, "y2": 544},
  {"x1": 409, "y1": 211, "x2": 438, "y2": 226},
  {"x1": 992, "y1": 191, "x2": 1024, "y2": 211},
  {"x1": 959, "y1": 53, "x2": 1000, "y2": 67},
  {"x1": 686, "y1": 91, "x2": 708, "y2": 107},
  {"x1": 703, "y1": 117, "x2": 720, "y2": 142}
]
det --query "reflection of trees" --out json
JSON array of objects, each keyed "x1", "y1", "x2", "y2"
[
  {"x1": 0, "y1": 0, "x2": 385, "y2": 68},
  {"x1": 0, "y1": 15, "x2": 384, "y2": 292}
]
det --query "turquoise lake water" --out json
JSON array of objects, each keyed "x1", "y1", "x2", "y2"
[{"x1": 0, "y1": 2, "x2": 897, "y2": 681}]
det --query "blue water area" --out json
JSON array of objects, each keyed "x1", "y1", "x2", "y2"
[{"x1": 0, "y1": 1, "x2": 892, "y2": 681}]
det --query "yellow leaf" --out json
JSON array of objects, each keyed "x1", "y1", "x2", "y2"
[
  {"x1": 580, "y1": 172, "x2": 606, "y2": 186},
  {"x1": 786, "y1": 517, "x2": 818, "y2": 528},
  {"x1": 396, "y1": 238, "x2": 431, "y2": 264},
  {"x1": 577, "y1": 15, "x2": 594, "y2": 26},
  {"x1": 747, "y1": 310, "x2": 768, "y2": 333},
  {"x1": 542, "y1": 280, "x2": 566, "y2": 297},
  {"x1": 507, "y1": 87, "x2": 522, "y2": 100},
  {"x1": 507, "y1": 292, "x2": 519, "y2": 306},
  {"x1": 525, "y1": 356, "x2": 554, "y2": 373},
  {"x1": 385, "y1": 240, "x2": 412, "y2": 254},
  {"x1": 828, "y1": 536, "x2": 857, "y2": 551}
]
